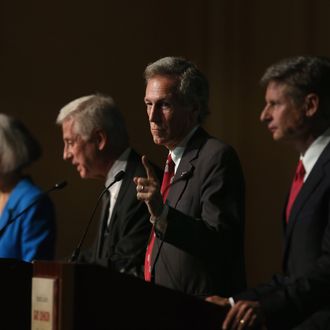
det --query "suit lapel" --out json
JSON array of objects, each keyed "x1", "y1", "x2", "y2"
[
  {"x1": 152, "y1": 129, "x2": 208, "y2": 270},
  {"x1": 284, "y1": 142, "x2": 330, "y2": 257},
  {"x1": 95, "y1": 193, "x2": 110, "y2": 258},
  {"x1": 0, "y1": 207, "x2": 12, "y2": 234},
  {"x1": 107, "y1": 150, "x2": 136, "y2": 234},
  {"x1": 167, "y1": 158, "x2": 194, "y2": 208},
  {"x1": 166, "y1": 128, "x2": 208, "y2": 209},
  {"x1": 96, "y1": 150, "x2": 137, "y2": 257}
]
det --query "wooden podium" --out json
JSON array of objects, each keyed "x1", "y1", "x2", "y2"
[{"x1": 32, "y1": 261, "x2": 225, "y2": 330}]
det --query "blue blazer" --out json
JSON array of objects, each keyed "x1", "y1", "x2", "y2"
[{"x1": 0, "y1": 177, "x2": 56, "y2": 261}]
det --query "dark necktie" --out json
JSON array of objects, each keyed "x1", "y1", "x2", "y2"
[
  {"x1": 97, "y1": 190, "x2": 110, "y2": 258},
  {"x1": 286, "y1": 159, "x2": 305, "y2": 222},
  {"x1": 144, "y1": 154, "x2": 175, "y2": 281}
]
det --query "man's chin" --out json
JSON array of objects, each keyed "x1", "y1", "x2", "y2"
[
  {"x1": 78, "y1": 169, "x2": 88, "y2": 179},
  {"x1": 272, "y1": 132, "x2": 283, "y2": 141},
  {"x1": 153, "y1": 136, "x2": 166, "y2": 146}
]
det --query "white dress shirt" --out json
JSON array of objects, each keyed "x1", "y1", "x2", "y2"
[
  {"x1": 104, "y1": 147, "x2": 130, "y2": 227},
  {"x1": 301, "y1": 127, "x2": 330, "y2": 181}
]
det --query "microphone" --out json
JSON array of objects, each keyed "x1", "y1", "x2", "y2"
[
  {"x1": 0, "y1": 180, "x2": 68, "y2": 237},
  {"x1": 52, "y1": 181, "x2": 67, "y2": 191},
  {"x1": 172, "y1": 168, "x2": 193, "y2": 184},
  {"x1": 69, "y1": 170, "x2": 125, "y2": 263}
]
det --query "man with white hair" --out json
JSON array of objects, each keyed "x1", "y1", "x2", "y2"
[{"x1": 57, "y1": 93, "x2": 160, "y2": 277}]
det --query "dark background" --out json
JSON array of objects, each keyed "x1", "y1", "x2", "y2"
[{"x1": 2, "y1": 0, "x2": 329, "y2": 287}]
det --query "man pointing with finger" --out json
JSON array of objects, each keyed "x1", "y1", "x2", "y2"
[{"x1": 134, "y1": 56, "x2": 246, "y2": 298}]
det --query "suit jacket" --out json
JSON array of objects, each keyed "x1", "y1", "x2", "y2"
[
  {"x1": 0, "y1": 177, "x2": 56, "y2": 262},
  {"x1": 84, "y1": 149, "x2": 160, "y2": 278},
  {"x1": 236, "y1": 141, "x2": 330, "y2": 329},
  {"x1": 152, "y1": 127, "x2": 246, "y2": 297}
]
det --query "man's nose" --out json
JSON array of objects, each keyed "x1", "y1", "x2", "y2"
[
  {"x1": 260, "y1": 105, "x2": 271, "y2": 122},
  {"x1": 149, "y1": 106, "x2": 160, "y2": 122},
  {"x1": 63, "y1": 147, "x2": 71, "y2": 160}
]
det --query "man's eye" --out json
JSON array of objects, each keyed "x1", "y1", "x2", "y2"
[
  {"x1": 266, "y1": 102, "x2": 275, "y2": 109},
  {"x1": 161, "y1": 102, "x2": 170, "y2": 109}
]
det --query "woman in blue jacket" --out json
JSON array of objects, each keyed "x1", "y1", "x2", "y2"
[{"x1": 0, "y1": 113, "x2": 55, "y2": 261}]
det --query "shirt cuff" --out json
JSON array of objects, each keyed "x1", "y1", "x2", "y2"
[{"x1": 228, "y1": 297, "x2": 235, "y2": 307}]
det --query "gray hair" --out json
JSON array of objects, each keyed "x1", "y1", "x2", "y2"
[
  {"x1": 0, "y1": 113, "x2": 41, "y2": 174},
  {"x1": 261, "y1": 56, "x2": 330, "y2": 119},
  {"x1": 144, "y1": 56, "x2": 210, "y2": 123},
  {"x1": 56, "y1": 94, "x2": 129, "y2": 151}
]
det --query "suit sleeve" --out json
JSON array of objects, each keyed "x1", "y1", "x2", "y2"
[
  {"x1": 260, "y1": 226, "x2": 330, "y2": 328},
  {"x1": 235, "y1": 198, "x2": 330, "y2": 329}
]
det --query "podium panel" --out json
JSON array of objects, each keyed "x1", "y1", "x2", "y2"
[
  {"x1": 0, "y1": 258, "x2": 32, "y2": 329},
  {"x1": 32, "y1": 261, "x2": 225, "y2": 330}
]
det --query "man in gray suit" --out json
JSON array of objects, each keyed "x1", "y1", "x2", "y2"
[{"x1": 134, "y1": 56, "x2": 246, "y2": 297}]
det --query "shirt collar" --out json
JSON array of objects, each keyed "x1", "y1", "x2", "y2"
[
  {"x1": 301, "y1": 127, "x2": 330, "y2": 180},
  {"x1": 105, "y1": 147, "x2": 130, "y2": 187},
  {"x1": 170, "y1": 126, "x2": 199, "y2": 172}
]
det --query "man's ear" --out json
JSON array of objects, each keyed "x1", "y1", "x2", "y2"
[
  {"x1": 94, "y1": 129, "x2": 107, "y2": 151},
  {"x1": 304, "y1": 93, "x2": 319, "y2": 118},
  {"x1": 188, "y1": 104, "x2": 200, "y2": 124}
]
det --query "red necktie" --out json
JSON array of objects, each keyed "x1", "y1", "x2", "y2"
[
  {"x1": 144, "y1": 154, "x2": 175, "y2": 281},
  {"x1": 286, "y1": 160, "x2": 305, "y2": 222}
]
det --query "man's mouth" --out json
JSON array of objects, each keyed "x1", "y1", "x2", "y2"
[{"x1": 268, "y1": 126, "x2": 276, "y2": 133}]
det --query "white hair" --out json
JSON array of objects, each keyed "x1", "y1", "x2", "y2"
[
  {"x1": 56, "y1": 93, "x2": 129, "y2": 150},
  {"x1": 0, "y1": 113, "x2": 41, "y2": 174}
]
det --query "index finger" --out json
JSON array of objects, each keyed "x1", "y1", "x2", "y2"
[{"x1": 142, "y1": 155, "x2": 156, "y2": 179}]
